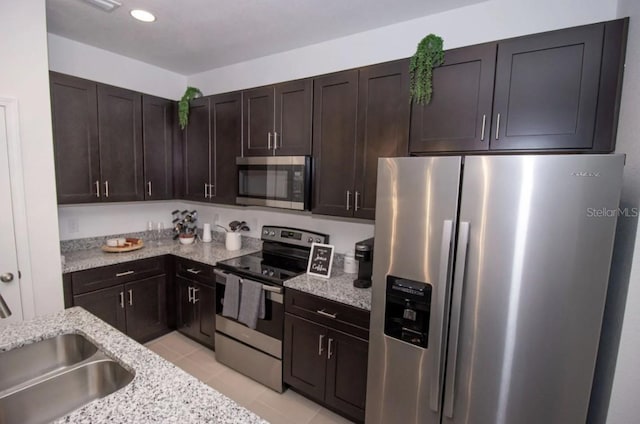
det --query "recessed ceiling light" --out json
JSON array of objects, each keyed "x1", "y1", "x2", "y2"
[{"x1": 130, "y1": 9, "x2": 156, "y2": 23}]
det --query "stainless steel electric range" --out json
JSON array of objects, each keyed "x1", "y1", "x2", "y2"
[{"x1": 214, "y1": 226, "x2": 329, "y2": 392}]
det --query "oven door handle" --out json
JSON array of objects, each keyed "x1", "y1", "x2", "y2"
[{"x1": 214, "y1": 269, "x2": 284, "y2": 295}]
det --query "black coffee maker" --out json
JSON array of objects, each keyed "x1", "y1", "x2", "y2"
[{"x1": 353, "y1": 237, "x2": 374, "y2": 288}]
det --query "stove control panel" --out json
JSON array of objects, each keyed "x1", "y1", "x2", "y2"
[{"x1": 261, "y1": 226, "x2": 329, "y2": 248}]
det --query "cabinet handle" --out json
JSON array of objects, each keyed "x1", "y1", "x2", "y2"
[
  {"x1": 204, "y1": 183, "x2": 208, "y2": 198},
  {"x1": 119, "y1": 291, "x2": 124, "y2": 309},
  {"x1": 147, "y1": 181, "x2": 152, "y2": 196},
  {"x1": 188, "y1": 286, "x2": 193, "y2": 303},
  {"x1": 480, "y1": 114, "x2": 486, "y2": 141},
  {"x1": 104, "y1": 180, "x2": 109, "y2": 198},
  {"x1": 192, "y1": 287, "x2": 200, "y2": 303},
  {"x1": 317, "y1": 309, "x2": 337, "y2": 319},
  {"x1": 209, "y1": 184, "x2": 215, "y2": 198},
  {"x1": 187, "y1": 268, "x2": 202, "y2": 275},
  {"x1": 355, "y1": 191, "x2": 360, "y2": 211},
  {"x1": 273, "y1": 131, "x2": 278, "y2": 150},
  {"x1": 346, "y1": 190, "x2": 351, "y2": 211},
  {"x1": 95, "y1": 181, "x2": 100, "y2": 198},
  {"x1": 128, "y1": 289, "x2": 133, "y2": 306},
  {"x1": 116, "y1": 270, "x2": 134, "y2": 277},
  {"x1": 328, "y1": 338, "x2": 334, "y2": 359},
  {"x1": 268, "y1": 132, "x2": 272, "y2": 149},
  {"x1": 495, "y1": 113, "x2": 501, "y2": 140},
  {"x1": 318, "y1": 334, "x2": 324, "y2": 356}
]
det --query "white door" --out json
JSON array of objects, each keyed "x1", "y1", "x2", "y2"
[{"x1": 0, "y1": 101, "x2": 23, "y2": 323}]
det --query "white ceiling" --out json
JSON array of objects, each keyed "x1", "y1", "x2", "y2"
[{"x1": 46, "y1": 0, "x2": 485, "y2": 75}]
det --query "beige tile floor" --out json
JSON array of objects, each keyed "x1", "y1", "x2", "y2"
[{"x1": 145, "y1": 331, "x2": 354, "y2": 424}]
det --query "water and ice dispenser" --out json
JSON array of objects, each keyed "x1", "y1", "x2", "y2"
[{"x1": 384, "y1": 276, "x2": 432, "y2": 348}]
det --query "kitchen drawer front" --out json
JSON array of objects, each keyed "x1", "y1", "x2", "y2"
[
  {"x1": 71, "y1": 256, "x2": 166, "y2": 295},
  {"x1": 174, "y1": 257, "x2": 216, "y2": 285},
  {"x1": 285, "y1": 289, "x2": 370, "y2": 340}
]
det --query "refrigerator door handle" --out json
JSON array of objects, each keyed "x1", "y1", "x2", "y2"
[
  {"x1": 444, "y1": 221, "x2": 470, "y2": 418},
  {"x1": 430, "y1": 219, "x2": 454, "y2": 412}
]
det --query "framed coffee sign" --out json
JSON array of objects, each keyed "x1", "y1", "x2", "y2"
[{"x1": 307, "y1": 243, "x2": 335, "y2": 278}]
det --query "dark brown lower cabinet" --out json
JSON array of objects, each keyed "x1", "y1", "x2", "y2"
[
  {"x1": 73, "y1": 285, "x2": 127, "y2": 333},
  {"x1": 124, "y1": 275, "x2": 167, "y2": 341},
  {"x1": 175, "y1": 276, "x2": 216, "y2": 349},
  {"x1": 284, "y1": 313, "x2": 368, "y2": 422}
]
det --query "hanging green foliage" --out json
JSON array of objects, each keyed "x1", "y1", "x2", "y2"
[
  {"x1": 178, "y1": 86, "x2": 203, "y2": 130},
  {"x1": 409, "y1": 34, "x2": 444, "y2": 105}
]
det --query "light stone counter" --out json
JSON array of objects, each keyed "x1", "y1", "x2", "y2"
[{"x1": 0, "y1": 307, "x2": 267, "y2": 423}]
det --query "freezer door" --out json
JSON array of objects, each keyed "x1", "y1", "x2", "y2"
[
  {"x1": 366, "y1": 156, "x2": 462, "y2": 424},
  {"x1": 443, "y1": 154, "x2": 624, "y2": 424}
]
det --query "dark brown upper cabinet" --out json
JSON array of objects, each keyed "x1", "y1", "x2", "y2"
[
  {"x1": 410, "y1": 18, "x2": 628, "y2": 154},
  {"x1": 409, "y1": 44, "x2": 496, "y2": 153},
  {"x1": 97, "y1": 84, "x2": 144, "y2": 201},
  {"x1": 313, "y1": 61, "x2": 410, "y2": 219},
  {"x1": 355, "y1": 60, "x2": 410, "y2": 220},
  {"x1": 243, "y1": 80, "x2": 312, "y2": 156},
  {"x1": 142, "y1": 95, "x2": 174, "y2": 200},
  {"x1": 210, "y1": 92, "x2": 242, "y2": 204},
  {"x1": 312, "y1": 70, "x2": 359, "y2": 217},
  {"x1": 182, "y1": 93, "x2": 241, "y2": 205},
  {"x1": 50, "y1": 72, "x2": 101, "y2": 204}
]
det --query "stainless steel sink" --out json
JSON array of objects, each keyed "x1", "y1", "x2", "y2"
[
  {"x1": 0, "y1": 334, "x2": 134, "y2": 424},
  {"x1": 0, "y1": 334, "x2": 98, "y2": 392},
  {"x1": 0, "y1": 359, "x2": 134, "y2": 424}
]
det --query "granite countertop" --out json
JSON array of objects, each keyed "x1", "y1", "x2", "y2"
[
  {"x1": 0, "y1": 307, "x2": 266, "y2": 423},
  {"x1": 62, "y1": 238, "x2": 260, "y2": 274},
  {"x1": 284, "y1": 268, "x2": 372, "y2": 311}
]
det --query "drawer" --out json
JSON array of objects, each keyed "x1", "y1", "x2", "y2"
[
  {"x1": 71, "y1": 256, "x2": 166, "y2": 295},
  {"x1": 175, "y1": 257, "x2": 216, "y2": 285},
  {"x1": 285, "y1": 289, "x2": 370, "y2": 340}
]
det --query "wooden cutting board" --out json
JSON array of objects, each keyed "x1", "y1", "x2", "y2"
[{"x1": 101, "y1": 238, "x2": 144, "y2": 253}]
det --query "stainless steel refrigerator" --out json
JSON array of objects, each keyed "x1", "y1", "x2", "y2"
[{"x1": 366, "y1": 155, "x2": 624, "y2": 424}]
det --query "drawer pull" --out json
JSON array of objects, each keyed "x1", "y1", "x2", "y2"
[
  {"x1": 187, "y1": 268, "x2": 202, "y2": 275},
  {"x1": 317, "y1": 309, "x2": 337, "y2": 319},
  {"x1": 116, "y1": 271, "x2": 135, "y2": 277}
]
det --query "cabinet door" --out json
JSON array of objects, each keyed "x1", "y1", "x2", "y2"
[
  {"x1": 283, "y1": 314, "x2": 328, "y2": 401},
  {"x1": 312, "y1": 70, "x2": 358, "y2": 217},
  {"x1": 491, "y1": 24, "x2": 604, "y2": 150},
  {"x1": 243, "y1": 86, "x2": 274, "y2": 156},
  {"x1": 49, "y1": 72, "x2": 100, "y2": 204},
  {"x1": 274, "y1": 79, "x2": 313, "y2": 156},
  {"x1": 409, "y1": 44, "x2": 497, "y2": 153},
  {"x1": 183, "y1": 97, "x2": 211, "y2": 201},
  {"x1": 124, "y1": 275, "x2": 167, "y2": 343},
  {"x1": 176, "y1": 276, "x2": 195, "y2": 337},
  {"x1": 325, "y1": 330, "x2": 369, "y2": 422},
  {"x1": 73, "y1": 285, "x2": 126, "y2": 333},
  {"x1": 355, "y1": 60, "x2": 410, "y2": 220},
  {"x1": 191, "y1": 281, "x2": 216, "y2": 349},
  {"x1": 142, "y1": 95, "x2": 174, "y2": 200},
  {"x1": 97, "y1": 84, "x2": 144, "y2": 201},
  {"x1": 210, "y1": 92, "x2": 241, "y2": 205}
]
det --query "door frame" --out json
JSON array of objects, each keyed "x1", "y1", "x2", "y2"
[{"x1": 0, "y1": 97, "x2": 35, "y2": 320}]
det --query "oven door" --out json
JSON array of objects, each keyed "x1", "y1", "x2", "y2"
[
  {"x1": 214, "y1": 269, "x2": 284, "y2": 358},
  {"x1": 236, "y1": 156, "x2": 310, "y2": 210}
]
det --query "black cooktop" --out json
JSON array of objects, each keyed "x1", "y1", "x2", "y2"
[{"x1": 216, "y1": 251, "x2": 308, "y2": 286}]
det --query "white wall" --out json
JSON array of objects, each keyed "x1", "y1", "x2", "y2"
[
  {"x1": 600, "y1": 1, "x2": 640, "y2": 422},
  {"x1": 0, "y1": 0, "x2": 63, "y2": 317},
  {"x1": 188, "y1": 0, "x2": 618, "y2": 94},
  {"x1": 58, "y1": 201, "x2": 374, "y2": 254},
  {"x1": 48, "y1": 34, "x2": 186, "y2": 100}
]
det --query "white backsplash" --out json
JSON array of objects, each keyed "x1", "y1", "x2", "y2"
[{"x1": 58, "y1": 200, "x2": 374, "y2": 254}]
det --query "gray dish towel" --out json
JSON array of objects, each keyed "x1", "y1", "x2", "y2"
[
  {"x1": 238, "y1": 279, "x2": 265, "y2": 330},
  {"x1": 222, "y1": 274, "x2": 241, "y2": 319}
]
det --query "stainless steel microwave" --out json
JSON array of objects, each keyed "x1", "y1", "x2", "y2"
[{"x1": 236, "y1": 156, "x2": 311, "y2": 211}]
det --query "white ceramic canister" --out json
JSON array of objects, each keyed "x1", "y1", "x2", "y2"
[
  {"x1": 202, "y1": 223, "x2": 212, "y2": 242},
  {"x1": 343, "y1": 251, "x2": 358, "y2": 274},
  {"x1": 225, "y1": 232, "x2": 242, "y2": 251}
]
